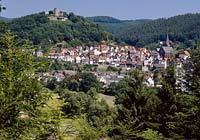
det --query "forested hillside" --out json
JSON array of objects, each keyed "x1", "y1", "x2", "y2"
[
  {"x1": 116, "y1": 13, "x2": 200, "y2": 47},
  {"x1": 88, "y1": 14, "x2": 200, "y2": 49},
  {"x1": 88, "y1": 16, "x2": 150, "y2": 34},
  {"x1": 7, "y1": 12, "x2": 112, "y2": 49},
  {"x1": 8, "y1": 13, "x2": 200, "y2": 49}
]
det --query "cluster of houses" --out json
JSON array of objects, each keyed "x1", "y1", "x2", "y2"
[
  {"x1": 35, "y1": 35, "x2": 191, "y2": 88},
  {"x1": 47, "y1": 43, "x2": 189, "y2": 69}
]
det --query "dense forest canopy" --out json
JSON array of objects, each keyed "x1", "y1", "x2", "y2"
[
  {"x1": 88, "y1": 16, "x2": 150, "y2": 34},
  {"x1": 88, "y1": 14, "x2": 200, "y2": 49},
  {"x1": 116, "y1": 13, "x2": 200, "y2": 47}
]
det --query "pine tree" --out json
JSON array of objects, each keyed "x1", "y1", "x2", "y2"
[
  {"x1": 111, "y1": 70, "x2": 160, "y2": 139},
  {"x1": 177, "y1": 40, "x2": 200, "y2": 139},
  {"x1": 156, "y1": 63, "x2": 178, "y2": 138},
  {"x1": 187, "y1": 40, "x2": 200, "y2": 97},
  {"x1": 0, "y1": 32, "x2": 50, "y2": 139}
]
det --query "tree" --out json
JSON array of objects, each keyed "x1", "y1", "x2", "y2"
[
  {"x1": 111, "y1": 70, "x2": 160, "y2": 139},
  {"x1": 178, "y1": 40, "x2": 200, "y2": 139},
  {"x1": 79, "y1": 72, "x2": 101, "y2": 93},
  {"x1": 46, "y1": 77, "x2": 59, "y2": 90},
  {"x1": 105, "y1": 79, "x2": 130, "y2": 96},
  {"x1": 0, "y1": 32, "x2": 51, "y2": 139},
  {"x1": 0, "y1": 21, "x2": 7, "y2": 34},
  {"x1": 156, "y1": 64, "x2": 179, "y2": 138},
  {"x1": 187, "y1": 40, "x2": 200, "y2": 97},
  {"x1": 61, "y1": 89, "x2": 91, "y2": 117},
  {"x1": 136, "y1": 129, "x2": 164, "y2": 140},
  {"x1": 87, "y1": 98, "x2": 114, "y2": 129},
  {"x1": 51, "y1": 59, "x2": 63, "y2": 70}
]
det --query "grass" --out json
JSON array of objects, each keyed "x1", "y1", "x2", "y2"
[
  {"x1": 41, "y1": 92, "x2": 115, "y2": 139},
  {"x1": 98, "y1": 93, "x2": 115, "y2": 108},
  {"x1": 97, "y1": 65, "x2": 108, "y2": 72}
]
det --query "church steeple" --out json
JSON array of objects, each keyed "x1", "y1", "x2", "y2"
[{"x1": 166, "y1": 32, "x2": 170, "y2": 47}]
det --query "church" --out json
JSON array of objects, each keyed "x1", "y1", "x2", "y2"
[{"x1": 159, "y1": 33, "x2": 174, "y2": 60}]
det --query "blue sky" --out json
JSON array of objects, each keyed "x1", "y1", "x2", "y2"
[{"x1": 1, "y1": 0, "x2": 200, "y2": 20}]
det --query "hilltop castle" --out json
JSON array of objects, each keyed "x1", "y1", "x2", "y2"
[{"x1": 45, "y1": 8, "x2": 68, "y2": 21}]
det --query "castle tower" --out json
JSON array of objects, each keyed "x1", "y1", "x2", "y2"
[{"x1": 54, "y1": 8, "x2": 59, "y2": 17}]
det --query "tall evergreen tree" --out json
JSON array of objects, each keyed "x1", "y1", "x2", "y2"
[
  {"x1": 110, "y1": 70, "x2": 160, "y2": 139},
  {"x1": 156, "y1": 63, "x2": 179, "y2": 138},
  {"x1": 178, "y1": 40, "x2": 200, "y2": 139},
  {"x1": 187, "y1": 40, "x2": 200, "y2": 97},
  {"x1": 0, "y1": 32, "x2": 50, "y2": 139}
]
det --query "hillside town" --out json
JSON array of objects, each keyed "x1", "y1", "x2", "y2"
[{"x1": 35, "y1": 34, "x2": 191, "y2": 89}]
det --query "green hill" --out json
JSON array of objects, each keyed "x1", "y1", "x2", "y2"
[
  {"x1": 116, "y1": 13, "x2": 200, "y2": 47},
  {"x1": 87, "y1": 16, "x2": 150, "y2": 34},
  {"x1": 7, "y1": 12, "x2": 112, "y2": 50},
  {"x1": 88, "y1": 14, "x2": 200, "y2": 49}
]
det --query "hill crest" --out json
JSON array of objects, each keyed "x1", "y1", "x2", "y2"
[{"x1": 7, "y1": 11, "x2": 112, "y2": 50}]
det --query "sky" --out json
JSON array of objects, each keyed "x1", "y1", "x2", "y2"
[{"x1": 1, "y1": 0, "x2": 200, "y2": 20}]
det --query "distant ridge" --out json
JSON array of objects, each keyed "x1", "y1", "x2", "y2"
[
  {"x1": 87, "y1": 16, "x2": 151, "y2": 34},
  {"x1": 88, "y1": 13, "x2": 200, "y2": 48},
  {"x1": 0, "y1": 16, "x2": 10, "y2": 22},
  {"x1": 116, "y1": 13, "x2": 200, "y2": 47},
  {"x1": 87, "y1": 16, "x2": 121, "y2": 23}
]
